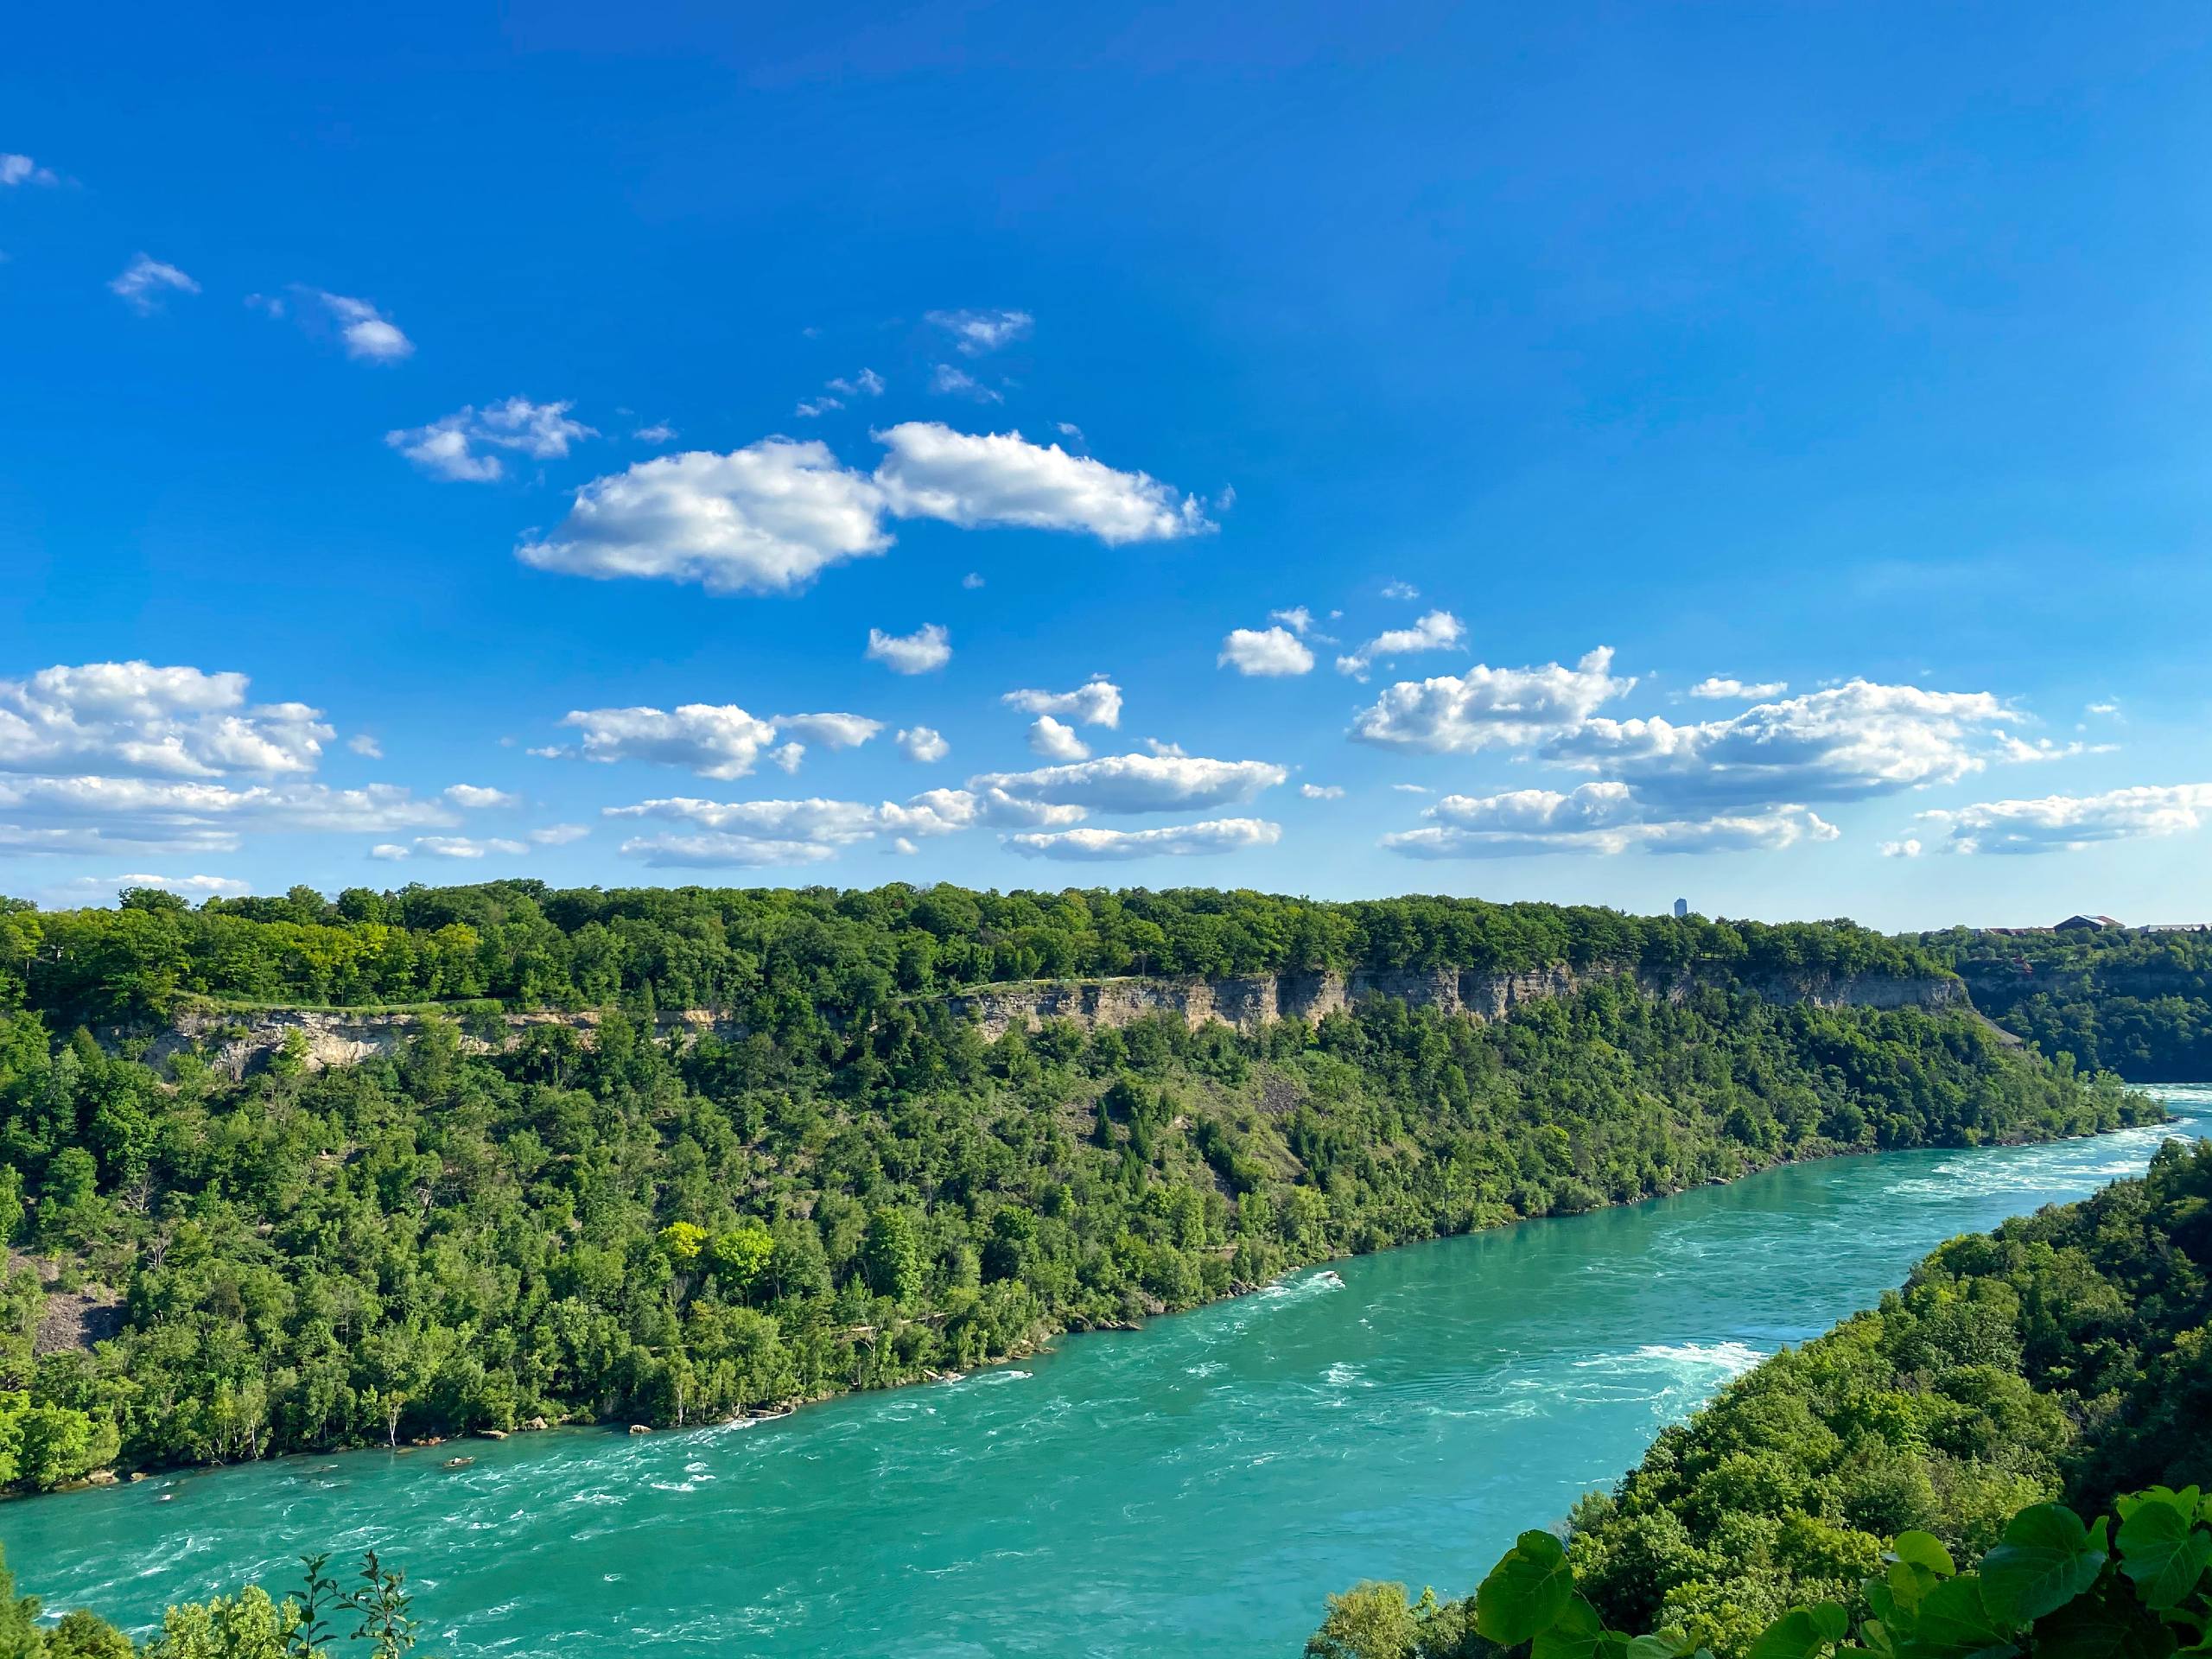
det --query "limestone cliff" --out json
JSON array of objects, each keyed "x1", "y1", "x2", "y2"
[
  {"x1": 940, "y1": 965, "x2": 1961, "y2": 1040},
  {"x1": 137, "y1": 963, "x2": 1961, "y2": 1077}
]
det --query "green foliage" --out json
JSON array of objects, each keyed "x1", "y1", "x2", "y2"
[
  {"x1": 1306, "y1": 1584, "x2": 1484, "y2": 1659},
  {"x1": 1313, "y1": 1144, "x2": 2212, "y2": 1659},
  {"x1": 1922, "y1": 928, "x2": 2212, "y2": 1081},
  {"x1": 10, "y1": 879, "x2": 1946, "y2": 1027},
  {"x1": 0, "y1": 883, "x2": 2151, "y2": 1488},
  {"x1": 1478, "y1": 1532, "x2": 1576, "y2": 1645},
  {"x1": 0, "y1": 1542, "x2": 132, "y2": 1659},
  {"x1": 1431, "y1": 1486, "x2": 2210, "y2": 1659}
]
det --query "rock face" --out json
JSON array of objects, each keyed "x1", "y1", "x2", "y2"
[
  {"x1": 147, "y1": 1004, "x2": 747, "y2": 1080},
  {"x1": 136, "y1": 967, "x2": 1961, "y2": 1075},
  {"x1": 941, "y1": 965, "x2": 1961, "y2": 1040}
]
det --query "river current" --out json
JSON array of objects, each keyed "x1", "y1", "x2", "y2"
[{"x1": 6, "y1": 1084, "x2": 2206, "y2": 1657}]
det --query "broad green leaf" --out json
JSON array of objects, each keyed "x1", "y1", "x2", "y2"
[
  {"x1": 2118, "y1": 1499, "x2": 2212, "y2": 1611},
  {"x1": 1477, "y1": 1530, "x2": 1575, "y2": 1645},
  {"x1": 1535, "y1": 1593, "x2": 1605, "y2": 1659},
  {"x1": 1904, "y1": 1577, "x2": 2017, "y2": 1659},
  {"x1": 1892, "y1": 1535, "x2": 1958, "y2": 1580},
  {"x1": 1891, "y1": 1561, "x2": 1938, "y2": 1615},
  {"x1": 1979, "y1": 1505, "x2": 2108, "y2": 1625},
  {"x1": 1598, "y1": 1634, "x2": 1681, "y2": 1659},
  {"x1": 1751, "y1": 1603, "x2": 1853, "y2": 1659},
  {"x1": 2032, "y1": 1581, "x2": 2178, "y2": 1659}
]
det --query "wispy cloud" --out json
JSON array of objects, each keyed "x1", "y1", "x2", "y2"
[
  {"x1": 925, "y1": 308, "x2": 1033, "y2": 356},
  {"x1": 316, "y1": 290, "x2": 413, "y2": 361},
  {"x1": 1336, "y1": 611, "x2": 1465, "y2": 678},
  {"x1": 109, "y1": 255, "x2": 199, "y2": 315},
  {"x1": 387, "y1": 397, "x2": 594, "y2": 482},
  {"x1": 1, "y1": 154, "x2": 59, "y2": 188}
]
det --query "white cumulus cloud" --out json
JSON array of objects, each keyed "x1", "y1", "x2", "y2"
[
  {"x1": 1688, "y1": 677, "x2": 1789, "y2": 701},
  {"x1": 1545, "y1": 681, "x2": 2015, "y2": 809},
  {"x1": 412, "y1": 836, "x2": 531, "y2": 859},
  {"x1": 606, "y1": 788, "x2": 978, "y2": 867},
  {"x1": 518, "y1": 439, "x2": 891, "y2": 595},
  {"x1": 0, "y1": 663, "x2": 330, "y2": 778},
  {"x1": 1001, "y1": 677, "x2": 1122, "y2": 728},
  {"x1": 967, "y1": 753, "x2": 1287, "y2": 817},
  {"x1": 1005, "y1": 817, "x2": 1281, "y2": 860},
  {"x1": 1300, "y1": 784, "x2": 1344, "y2": 800},
  {"x1": 1351, "y1": 647, "x2": 1630, "y2": 753},
  {"x1": 0, "y1": 777, "x2": 458, "y2": 856},
  {"x1": 1383, "y1": 784, "x2": 1836, "y2": 858},
  {"x1": 442, "y1": 784, "x2": 519, "y2": 809},
  {"x1": 1027, "y1": 715, "x2": 1090, "y2": 761},
  {"x1": 772, "y1": 712, "x2": 883, "y2": 749},
  {"x1": 557, "y1": 704, "x2": 779, "y2": 780},
  {"x1": 1919, "y1": 784, "x2": 2212, "y2": 855},
  {"x1": 866, "y1": 624, "x2": 952, "y2": 675},
  {"x1": 874, "y1": 423, "x2": 1213, "y2": 544},
  {"x1": 518, "y1": 426, "x2": 1210, "y2": 594},
  {"x1": 897, "y1": 726, "x2": 950, "y2": 763},
  {"x1": 1218, "y1": 626, "x2": 1314, "y2": 677}
]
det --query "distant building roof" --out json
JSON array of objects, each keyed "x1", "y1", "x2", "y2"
[
  {"x1": 2133, "y1": 922, "x2": 2211, "y2": 933},
  {"x1": 2055, "y1": 913, "x2": 2125, "y2": 930}
]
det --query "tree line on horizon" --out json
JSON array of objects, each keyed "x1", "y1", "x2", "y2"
[{"x1": 0, "y1": 880, "x2": 1946, "y2": 1027}]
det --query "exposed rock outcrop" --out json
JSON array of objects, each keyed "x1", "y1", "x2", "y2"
[
  {"x1": 132, "y1": 965, "x2": 1961, "y2": 1075},
  {"x1": 941, "y1": 965, "x2": 1961, "y2": 1040},
  {"x1": 145, "y1": 1004, "x2": 747, "y2": 1080}
]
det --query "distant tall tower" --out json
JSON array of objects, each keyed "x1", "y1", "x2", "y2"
[{"x1": 1673, "y1": 897, "x2": 1689, "y2": 918}]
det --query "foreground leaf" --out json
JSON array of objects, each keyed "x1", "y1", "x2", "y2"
[
  {"x1": 2118, "y1": 1500, "x2": 2212, "y2": 1611},
  {"x1": 1906, "y1": 1576, "x2": 2018, "y2": 1659},
  {"x1": 1534, "y1": 1594, "x2": 1605, "y2": 1659},
  {"x1": 1751, "y1": 1603, "x2": 1853, "y2": 1659},
  {"x1": 1979, "y1": 1505, "x2": 2108, "y2": 1625},
  {"x1": 1477, "y1": 1530, "x2": 1574, "y2": 1646}
]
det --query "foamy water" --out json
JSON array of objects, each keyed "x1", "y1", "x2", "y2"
[{"x1": 5, "y1": 1086, "x2": 2202, "y2": 1659}]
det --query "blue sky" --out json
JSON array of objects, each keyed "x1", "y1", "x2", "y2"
[{"x1": 4, "y1": 1, "x2": 2211, "y2": 929}]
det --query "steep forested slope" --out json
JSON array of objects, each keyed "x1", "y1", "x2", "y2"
[
  {"x1": 1922, "y1": 926, "x2": 2212, "y2": 1080},
  {"x1": 0, "y1": 884, "x2": 2147, "y2": 1489}
]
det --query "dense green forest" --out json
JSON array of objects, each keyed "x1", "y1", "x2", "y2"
[
  {"x1": 1307, "y1": 1135, "x2": 2212, "y2": 1658},
  {"x1": 4, "y1": 880, "x2": 1945, "y2": 1026},
  {"x1": 1920, "y1": 927, "x2": 2212, "y2": 1082},
  {"x1": 0, "y1": 884, "x2": 2142, "y2": 1490}
]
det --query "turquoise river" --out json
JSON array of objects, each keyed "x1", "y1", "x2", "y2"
[{"x1": 6, "y1": 1084, "x2": 2207, "y2": 1657}]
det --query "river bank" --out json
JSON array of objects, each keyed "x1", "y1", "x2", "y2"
[
  {"x1": 7, "y1": 1086, "x2": 2203, "y2": 1657},
  {"x1": 20, "y1": 1089, "x2": 2167, "y2": 1498}
]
